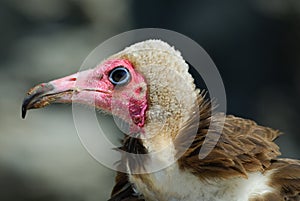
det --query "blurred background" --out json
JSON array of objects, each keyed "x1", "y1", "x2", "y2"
[{"x1": 0, "y1": 0, "x2": 300, "y2": 200}]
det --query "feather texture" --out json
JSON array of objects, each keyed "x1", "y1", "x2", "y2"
[
  {"x1": 109, "y1": 92, "x2": 300, "y2": 201},
  {"x1": 176, "y1": 96, "x2": 281, "y2": 180}
]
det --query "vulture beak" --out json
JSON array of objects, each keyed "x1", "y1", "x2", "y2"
[{"x1": 22, "y1": 69, "x2": 112, "y2": 119}]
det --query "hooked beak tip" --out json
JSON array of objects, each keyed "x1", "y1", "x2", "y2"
[
  {"x1": 21, "y1": 105, "x2": 27, "y2": 119},
  {"x1": 21, "y1": 83, "x2": 55, "y2": 119}
]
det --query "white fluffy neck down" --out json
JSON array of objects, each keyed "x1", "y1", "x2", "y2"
[{"x1": 130, "y1": 163, "x2": 274, "y2": 201}]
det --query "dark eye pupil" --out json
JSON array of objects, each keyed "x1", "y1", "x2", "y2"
[
  {"x1": 112, "y1": 69, "x2": 126, "y2": 82},
  {"x1": 109, "y1": 66, "x2": 131, "y2": 85}
]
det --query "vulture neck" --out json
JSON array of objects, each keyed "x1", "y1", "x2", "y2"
[{"x1": 139, "y1": 66, "x2": 200, "y2": 155}]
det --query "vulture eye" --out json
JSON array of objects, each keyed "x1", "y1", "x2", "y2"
[{"x1": 109, "y1": 66, "x2": 131, "y2": 85}]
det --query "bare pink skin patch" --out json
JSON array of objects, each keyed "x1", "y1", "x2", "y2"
[
  {"x1": 129, "y1": 98, "x2": 148, "y2": 127},
  {"x1": 78, "y1": 59, "x2": 149, "y2": 131},
  {"x1": 102, "y1": 59, "x2": 148, "y2": 129}
]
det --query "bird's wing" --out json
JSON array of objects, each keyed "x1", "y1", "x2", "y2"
[{"x1": 176, "y1": 98, "x2": 282, "y2": 180}]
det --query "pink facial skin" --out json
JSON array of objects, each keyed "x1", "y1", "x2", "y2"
[
  {"x1": 91, "y1": 59, "x2": 148, "y2": 128},
  {"x1": 23, "y1": 59, "x2": 148, "y2": 132}
]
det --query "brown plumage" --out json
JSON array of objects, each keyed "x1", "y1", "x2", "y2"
[
  {"x1": 177, "y1": 104, "x2": 281, "y2": 180},
  {"x1": 109, "y1": 95, "x2": 298, "y2": 201},
  {"x1": 110, "y1": 93, "x2": 290, "y2": 201}
]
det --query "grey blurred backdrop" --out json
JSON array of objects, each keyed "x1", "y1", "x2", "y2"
[{"x1": 1, "y1": 0, "x2": 300, "y2": 200}]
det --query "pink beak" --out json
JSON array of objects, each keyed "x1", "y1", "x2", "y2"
[{"x1": 22, "y1": 69, "x2": 111, "y2": 118}]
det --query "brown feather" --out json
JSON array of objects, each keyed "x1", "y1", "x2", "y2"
[
  {"x1": 109, "y1": 92, "x2": 292, "y2": 200},
  {"x1": 249, "y1": 159, "x2": 300, "y2": 200},
  {"x1": 176, "y1": 93, "x2": 281, "y2": 180},
  {"x1": 109, "y1": 136, "x2": 149, "y2": 201},
  {"x1": 109, "y1": 171, "x2": 145, "y2": 201},
  {"x1": 263, "y1": 159, "x2": 300, "y2": 201}
]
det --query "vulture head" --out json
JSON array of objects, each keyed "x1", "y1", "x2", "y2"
[{"x1": 22, "y1": 40, "x2": 202, "y2": 153}]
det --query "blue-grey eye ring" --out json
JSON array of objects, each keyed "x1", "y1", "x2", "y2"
[{"x1": 109, "y1": 66, "x2": 131, "y2": 86}]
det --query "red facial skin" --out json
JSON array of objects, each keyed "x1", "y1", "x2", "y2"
[{"x1": 22, "y1": 59, "x2": 148, "y2": 131}]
